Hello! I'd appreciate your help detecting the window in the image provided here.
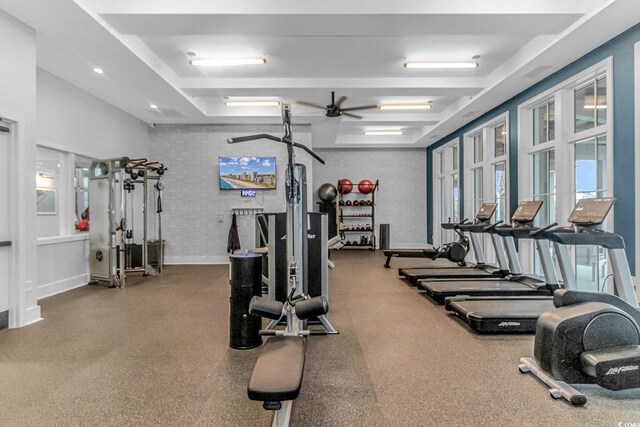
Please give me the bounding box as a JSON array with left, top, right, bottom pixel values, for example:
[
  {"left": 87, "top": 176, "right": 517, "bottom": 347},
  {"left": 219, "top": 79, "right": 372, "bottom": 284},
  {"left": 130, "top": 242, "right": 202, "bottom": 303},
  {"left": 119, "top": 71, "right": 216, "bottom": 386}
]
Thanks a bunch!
[
  {"left": 494, "top": 162, "right": 507, "bottom": 221},
  {"left": 472, "top": 168, "right": 483, "bottom": 214},
  {"left": 432, "top": 140, "right": 460, "bottom": 245},
  {"left": 575, "top": 136, "right": 607, "bottom": 199},
  {"left": 494, "top": 124, "right": 506, "bottom": 157},
  {"left": 575, "top": 77, "right": 607, "bottom": 133},
  {"left": 518, "top": 59, "right": 612, "bottom": 284},
  {"left": 473, "top": 134, "right": 483, "bottom": 163},
  {"left": 452, "top": 145, "right": 458, "bottom": 170},
  {"left": 533, "top": 100, "right": 555, "bottom": 145}
]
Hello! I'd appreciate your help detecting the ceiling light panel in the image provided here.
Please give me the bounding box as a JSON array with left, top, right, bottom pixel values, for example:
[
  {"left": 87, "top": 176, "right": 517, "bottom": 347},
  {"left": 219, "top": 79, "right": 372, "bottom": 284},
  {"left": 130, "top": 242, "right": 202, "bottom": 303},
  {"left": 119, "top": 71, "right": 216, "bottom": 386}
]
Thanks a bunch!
[
  {"left": 379, "top": 104, "right": 431, "bottom": 110},
  {"left": 365, "top": 130, "right": 403, "bottom": 136},
  {"left": 225, "top": 101, "right": 280, "bottom": 107},
  {"left": 404, "top": 62, "right": 478, "bottom": 69},
  {"left": 190, "top": 58, "right": 266, "bottom": 66}
]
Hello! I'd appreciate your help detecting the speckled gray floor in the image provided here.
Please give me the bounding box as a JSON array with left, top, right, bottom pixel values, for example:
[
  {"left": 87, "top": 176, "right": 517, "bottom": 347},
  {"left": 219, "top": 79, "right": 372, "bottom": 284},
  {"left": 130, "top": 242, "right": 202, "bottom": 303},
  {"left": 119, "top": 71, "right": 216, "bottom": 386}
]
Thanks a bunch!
[{"left": 1, "top": 251, "right": 639, "bottom": 426}]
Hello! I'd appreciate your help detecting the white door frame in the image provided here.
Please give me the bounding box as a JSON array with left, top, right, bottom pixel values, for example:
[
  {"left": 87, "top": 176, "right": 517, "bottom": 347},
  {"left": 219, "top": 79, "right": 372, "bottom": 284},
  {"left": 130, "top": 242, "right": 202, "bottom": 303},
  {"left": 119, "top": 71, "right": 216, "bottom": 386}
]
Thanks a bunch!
[{"left": 0, "top": 109, "right": 42, "bottom": 328}]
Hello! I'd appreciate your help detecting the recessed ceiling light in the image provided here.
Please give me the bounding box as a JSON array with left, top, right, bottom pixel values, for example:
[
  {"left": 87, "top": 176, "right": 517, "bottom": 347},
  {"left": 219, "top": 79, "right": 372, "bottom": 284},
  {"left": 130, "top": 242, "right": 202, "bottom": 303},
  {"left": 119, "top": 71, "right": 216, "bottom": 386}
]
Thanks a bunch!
[
  {"left": 93, "top": 68, "right": 104, "bottom": 74},
  {"left": 225, "top": 101, "right": 280, "bottom": 107},
  {"left": 379, "top": 104, "right": 431, "bottom": 110},
  {"left": 404, "top": 62, "right": 478, "bottom": 69},
  {"left": 190, "top": 58, "right": 266, "bottom": 66},
  {"left": 150, "top": 104, "right": 158, "bottom": 109},
  {"left": 365, "top": 130, "right": 403, "bottom": 136}
]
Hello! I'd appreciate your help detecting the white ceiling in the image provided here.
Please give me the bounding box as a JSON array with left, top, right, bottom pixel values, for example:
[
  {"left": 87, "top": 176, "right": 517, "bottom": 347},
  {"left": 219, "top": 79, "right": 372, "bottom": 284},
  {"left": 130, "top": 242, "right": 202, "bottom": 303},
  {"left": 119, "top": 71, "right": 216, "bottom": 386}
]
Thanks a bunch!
[{"left": 1, "top": 0, "right": 639, "bottom": 148}]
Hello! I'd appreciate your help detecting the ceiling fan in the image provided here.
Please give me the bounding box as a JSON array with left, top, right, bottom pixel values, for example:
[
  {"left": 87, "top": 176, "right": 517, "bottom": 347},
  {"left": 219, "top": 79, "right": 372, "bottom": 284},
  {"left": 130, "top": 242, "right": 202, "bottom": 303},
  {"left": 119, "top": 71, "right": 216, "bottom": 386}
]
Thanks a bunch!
[{"left": 297, "top": 91, "right": 377, "bottom": 119}]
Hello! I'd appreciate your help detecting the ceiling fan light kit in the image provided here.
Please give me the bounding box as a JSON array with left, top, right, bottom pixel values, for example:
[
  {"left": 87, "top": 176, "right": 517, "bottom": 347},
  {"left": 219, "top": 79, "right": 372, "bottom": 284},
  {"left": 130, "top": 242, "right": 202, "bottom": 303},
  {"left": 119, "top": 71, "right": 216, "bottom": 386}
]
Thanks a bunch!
[{"left": 297, "top": 91, "right": 377, "bottom": 119}]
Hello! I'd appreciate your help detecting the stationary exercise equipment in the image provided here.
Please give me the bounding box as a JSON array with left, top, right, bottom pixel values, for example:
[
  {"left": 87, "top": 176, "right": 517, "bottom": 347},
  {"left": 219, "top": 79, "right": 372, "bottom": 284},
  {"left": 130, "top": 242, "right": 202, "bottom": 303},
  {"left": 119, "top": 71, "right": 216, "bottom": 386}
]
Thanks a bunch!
[
  {"left": 383, "top": 218, "right": 470, "bottom": 268},
  {"left": 317, "top": 183, "right": 337, "bottom": 202},
  {"left": 399, "top": 203, "right": 510, "bottom": 286},
  {"left": 443, "top": 200, "right": 565, "bottom": 333},
  {"left": 254, "top": 211, "right": 334, "bottom": 317},
  {"left": 518, "top": 197, "right": 640, "bottom": 405},
  {"left": 338, "top": 179, "right": 353, "bottom": 194},
  {"left": 228, "top": 104, "right": 337, "bottom": 427},
  {"left": 88, "top": 157, "right": 166, "bottom": 288},
  {"left": 418, "top": 201, "right": 557, "bottom": 304}
]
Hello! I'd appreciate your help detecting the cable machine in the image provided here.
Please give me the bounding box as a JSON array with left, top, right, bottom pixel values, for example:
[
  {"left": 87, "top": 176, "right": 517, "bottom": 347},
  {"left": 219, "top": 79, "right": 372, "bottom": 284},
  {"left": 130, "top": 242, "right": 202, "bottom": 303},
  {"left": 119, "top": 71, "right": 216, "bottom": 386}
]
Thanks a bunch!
[{"left": 88, "top": 157, "right": 166, "bottom": 288}]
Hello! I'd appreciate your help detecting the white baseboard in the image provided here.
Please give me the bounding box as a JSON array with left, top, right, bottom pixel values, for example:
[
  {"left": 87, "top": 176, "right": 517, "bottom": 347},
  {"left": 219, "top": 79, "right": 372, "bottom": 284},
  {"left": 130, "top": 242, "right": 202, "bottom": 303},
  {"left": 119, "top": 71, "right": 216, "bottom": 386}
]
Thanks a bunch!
[
  {"left": 37, "top": 273, "right": 89, "bottom": 300},
  {"left": 21, "top": 305, "right": 42, "bottom": 327},
  {"left": 164, "top": 255, "right": 230, "bottom": 265}
]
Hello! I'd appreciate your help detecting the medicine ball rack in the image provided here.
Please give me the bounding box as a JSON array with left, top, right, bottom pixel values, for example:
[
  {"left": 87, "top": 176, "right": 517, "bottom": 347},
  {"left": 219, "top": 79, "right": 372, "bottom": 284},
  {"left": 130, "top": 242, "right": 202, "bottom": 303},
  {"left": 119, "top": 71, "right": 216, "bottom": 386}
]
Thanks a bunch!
[{"left": 337, "top": 179, "right": 379, "bottom": 250}]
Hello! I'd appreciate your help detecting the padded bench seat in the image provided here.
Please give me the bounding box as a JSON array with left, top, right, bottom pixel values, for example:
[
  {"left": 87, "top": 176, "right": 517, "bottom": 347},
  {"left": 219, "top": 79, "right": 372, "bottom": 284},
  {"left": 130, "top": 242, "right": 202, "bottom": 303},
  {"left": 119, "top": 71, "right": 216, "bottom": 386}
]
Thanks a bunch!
[{"left": 248, "top": 336, "right": 306, "bottom": 402}]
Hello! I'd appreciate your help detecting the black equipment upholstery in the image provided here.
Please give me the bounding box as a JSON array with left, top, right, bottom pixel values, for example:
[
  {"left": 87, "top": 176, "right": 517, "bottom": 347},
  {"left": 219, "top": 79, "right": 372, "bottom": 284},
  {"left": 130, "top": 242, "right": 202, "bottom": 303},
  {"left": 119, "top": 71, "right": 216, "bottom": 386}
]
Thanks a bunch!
[{"left": 248, "top": 336, "right": 306, "bottom": 403}]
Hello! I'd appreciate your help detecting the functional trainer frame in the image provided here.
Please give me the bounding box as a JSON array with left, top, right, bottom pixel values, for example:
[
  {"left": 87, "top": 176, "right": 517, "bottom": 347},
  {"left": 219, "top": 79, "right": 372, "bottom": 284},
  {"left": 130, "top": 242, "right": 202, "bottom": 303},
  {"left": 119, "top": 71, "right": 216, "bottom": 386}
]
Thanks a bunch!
[{"left": 88, "top": 157, "right": 166, "bottom": 288}]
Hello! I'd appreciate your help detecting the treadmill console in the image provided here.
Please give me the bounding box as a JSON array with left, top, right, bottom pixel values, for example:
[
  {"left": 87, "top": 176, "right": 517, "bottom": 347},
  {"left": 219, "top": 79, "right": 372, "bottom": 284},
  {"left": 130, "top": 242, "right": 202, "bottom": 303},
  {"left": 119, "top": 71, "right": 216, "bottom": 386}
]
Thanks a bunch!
[
  {"left": 475, "top": 203, "right": 497, "bottom": 222},
  {"left": 568, "top": 197, "right": 615, "bottom": 226},
  {"left": 511, "top": 200, "right": 543, "bottom": 224}
]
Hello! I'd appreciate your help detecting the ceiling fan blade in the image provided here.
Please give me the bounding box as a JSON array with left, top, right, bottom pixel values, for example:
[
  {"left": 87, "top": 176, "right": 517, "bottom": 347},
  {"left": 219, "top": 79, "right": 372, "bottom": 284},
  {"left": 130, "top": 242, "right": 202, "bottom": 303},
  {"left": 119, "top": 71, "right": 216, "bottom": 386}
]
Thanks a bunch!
[
  {"left": 297, "top": 101, "right": 328, "bottom": 110},
  {"left": 341, "top": 105, "right": 378, "bottom": 112},
  {"left": 335, "top": 96, "right": 347, "bottom": 108},
  {"left": 342, "top": 112, "right": 363, "bottom": 119}
]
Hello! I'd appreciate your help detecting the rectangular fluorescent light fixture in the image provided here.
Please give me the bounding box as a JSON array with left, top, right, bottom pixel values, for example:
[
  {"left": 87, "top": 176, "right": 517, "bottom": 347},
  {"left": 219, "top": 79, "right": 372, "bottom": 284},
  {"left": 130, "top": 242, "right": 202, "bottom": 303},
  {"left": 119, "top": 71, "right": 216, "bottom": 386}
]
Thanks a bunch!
[
  {"left": 365, "top": 130, "right": 403, "bottom": 136},
  {"left": 190, "top": 58, "right": 266, "bottom": 66},
  {"left": 583, "top": 105, "right": 607, "bottom": 109},
  {"left": 225, "top": 101, "right": 279, "bottom": 107},
  {"left": 379, "top": 104, "right": 431, "bottom": 110},
  {"left": 405, "top": 62, "right": 478, "bottom": 69}
]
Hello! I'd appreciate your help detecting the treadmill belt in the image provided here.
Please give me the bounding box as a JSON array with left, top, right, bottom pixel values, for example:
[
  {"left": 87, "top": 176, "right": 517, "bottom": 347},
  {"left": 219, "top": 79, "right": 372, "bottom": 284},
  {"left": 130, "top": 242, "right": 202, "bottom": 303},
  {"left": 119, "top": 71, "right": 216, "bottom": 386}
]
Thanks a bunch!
[
  {"left": 448, "top": 298, "right": 555, "bottom": 318},
  {"left": 446, "top": 298, "right": 556, "bottom": 333},
  {"left": 418, "top": 279, "right": 550, "bottom": 303},
  {"left": 402, "top": 268, "right": 495, "bottom": 286}
]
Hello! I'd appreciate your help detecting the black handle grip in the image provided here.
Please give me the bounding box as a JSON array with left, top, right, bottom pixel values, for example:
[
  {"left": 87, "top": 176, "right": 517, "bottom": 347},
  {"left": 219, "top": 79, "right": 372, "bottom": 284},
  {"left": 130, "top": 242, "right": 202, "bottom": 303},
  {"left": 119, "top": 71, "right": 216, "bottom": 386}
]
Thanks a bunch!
[
  {"left": 530, "top": 222, "right": 558, "bottom": 237},
  {"left": 485, "top": 220, "right": 504, "bottom": 231},
  {"left": 457, "top": 218, "right": 469, "bottom": 226}
]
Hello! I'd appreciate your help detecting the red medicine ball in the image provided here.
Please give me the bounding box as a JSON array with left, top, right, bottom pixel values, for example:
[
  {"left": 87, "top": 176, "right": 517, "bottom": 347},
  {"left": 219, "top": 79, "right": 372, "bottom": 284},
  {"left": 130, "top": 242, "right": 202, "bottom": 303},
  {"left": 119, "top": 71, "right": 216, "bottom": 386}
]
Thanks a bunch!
[
  {"left": 358, "top": 179, "right": 375, "bottom": 194},
  {"left": 338, "top": 179, "right": 353, "bottom": 194}
]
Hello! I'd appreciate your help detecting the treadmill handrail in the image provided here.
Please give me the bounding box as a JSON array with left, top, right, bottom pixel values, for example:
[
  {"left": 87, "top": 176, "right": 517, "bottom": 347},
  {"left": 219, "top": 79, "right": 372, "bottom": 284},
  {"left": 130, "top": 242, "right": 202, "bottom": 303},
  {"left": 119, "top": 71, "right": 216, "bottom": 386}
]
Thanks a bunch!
[{"left": 530, "top": 222, "right": 558, "bottom": 238}]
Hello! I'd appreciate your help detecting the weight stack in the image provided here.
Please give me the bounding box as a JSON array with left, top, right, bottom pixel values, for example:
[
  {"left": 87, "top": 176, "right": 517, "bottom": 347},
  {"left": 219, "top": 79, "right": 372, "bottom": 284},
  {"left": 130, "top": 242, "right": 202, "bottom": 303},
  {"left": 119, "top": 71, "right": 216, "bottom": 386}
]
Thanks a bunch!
[{"left": 229, "top": 253, "right": 262, "bottom": 349}]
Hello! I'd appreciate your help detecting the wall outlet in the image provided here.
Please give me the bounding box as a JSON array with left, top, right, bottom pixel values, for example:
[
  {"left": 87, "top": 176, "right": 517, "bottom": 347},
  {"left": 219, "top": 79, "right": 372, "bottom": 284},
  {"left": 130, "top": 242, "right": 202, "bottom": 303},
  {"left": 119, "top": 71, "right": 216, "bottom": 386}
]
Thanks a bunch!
[{"left": 217, "top": 214, "right": 224, "bottom": 223}]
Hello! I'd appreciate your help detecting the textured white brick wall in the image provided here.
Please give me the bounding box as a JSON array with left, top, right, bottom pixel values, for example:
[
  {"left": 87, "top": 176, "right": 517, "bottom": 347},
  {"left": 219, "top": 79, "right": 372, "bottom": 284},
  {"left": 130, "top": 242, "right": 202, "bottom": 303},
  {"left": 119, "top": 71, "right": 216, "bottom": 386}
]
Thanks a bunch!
[
  {"left": 149, "top": 124, "right": 313, "bottom": 263},
  {"left": 313, "top": 148, "right": 427, "bottom": 248}
]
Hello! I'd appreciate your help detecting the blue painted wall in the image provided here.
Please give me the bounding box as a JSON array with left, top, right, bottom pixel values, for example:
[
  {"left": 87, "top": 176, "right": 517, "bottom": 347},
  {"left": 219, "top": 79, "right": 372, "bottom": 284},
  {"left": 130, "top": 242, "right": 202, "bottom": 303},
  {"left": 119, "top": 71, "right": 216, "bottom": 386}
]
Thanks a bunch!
[{"left": 426, "top": 22, "right": 640, "bottom": 273}]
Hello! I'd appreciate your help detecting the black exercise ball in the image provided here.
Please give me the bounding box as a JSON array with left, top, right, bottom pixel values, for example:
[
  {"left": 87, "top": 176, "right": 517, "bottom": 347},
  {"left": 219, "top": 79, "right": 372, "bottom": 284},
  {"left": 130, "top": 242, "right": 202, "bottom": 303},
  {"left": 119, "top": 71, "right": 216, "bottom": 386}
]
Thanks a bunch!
[{"left": 318, "top": 183, "right": 338, "bottom": 202}]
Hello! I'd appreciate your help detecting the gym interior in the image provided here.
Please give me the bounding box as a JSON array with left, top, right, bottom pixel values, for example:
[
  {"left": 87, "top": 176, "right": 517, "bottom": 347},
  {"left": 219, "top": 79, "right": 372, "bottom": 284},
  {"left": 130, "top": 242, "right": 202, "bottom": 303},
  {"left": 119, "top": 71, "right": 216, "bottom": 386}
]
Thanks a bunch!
[{"left": 2, "top": 1, "right": 640, "bottom": 426}]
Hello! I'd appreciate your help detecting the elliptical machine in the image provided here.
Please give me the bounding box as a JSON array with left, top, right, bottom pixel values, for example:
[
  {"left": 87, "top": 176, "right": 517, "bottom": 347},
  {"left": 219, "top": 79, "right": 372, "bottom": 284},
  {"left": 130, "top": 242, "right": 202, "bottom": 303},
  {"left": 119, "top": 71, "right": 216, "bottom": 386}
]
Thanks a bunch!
[{"left": 519, "top": 197, "right": 640, "bottom": 405}]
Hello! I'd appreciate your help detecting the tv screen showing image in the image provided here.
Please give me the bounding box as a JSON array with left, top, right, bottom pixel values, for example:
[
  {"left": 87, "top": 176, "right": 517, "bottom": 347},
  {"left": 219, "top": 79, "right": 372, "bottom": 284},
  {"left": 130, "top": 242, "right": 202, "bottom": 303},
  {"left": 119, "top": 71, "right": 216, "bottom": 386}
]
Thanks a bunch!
[{"left": 219, "top": 156, "right": 277, "bottom": 190}]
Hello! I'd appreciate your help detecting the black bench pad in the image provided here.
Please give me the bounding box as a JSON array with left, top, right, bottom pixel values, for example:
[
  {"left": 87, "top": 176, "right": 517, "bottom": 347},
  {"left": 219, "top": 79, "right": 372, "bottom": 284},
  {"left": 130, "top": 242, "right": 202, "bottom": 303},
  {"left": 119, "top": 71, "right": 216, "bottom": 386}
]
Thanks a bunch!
[{"left": 248, "top": 336, "right": 306, "bottom": 402}]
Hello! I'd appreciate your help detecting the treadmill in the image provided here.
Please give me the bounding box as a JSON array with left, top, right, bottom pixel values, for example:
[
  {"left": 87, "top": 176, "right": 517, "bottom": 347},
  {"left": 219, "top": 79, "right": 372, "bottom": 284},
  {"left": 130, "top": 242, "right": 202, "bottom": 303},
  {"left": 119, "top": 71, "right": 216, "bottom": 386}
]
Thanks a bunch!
[
  {"left": 444, "top": 197, "right": 616, "bottom": 333},
  {"left": 418, "top": 201, "right": 549, "bottom": 304},
  {"left": 399, "top": 203, "right": 509, "bottom": 286}
]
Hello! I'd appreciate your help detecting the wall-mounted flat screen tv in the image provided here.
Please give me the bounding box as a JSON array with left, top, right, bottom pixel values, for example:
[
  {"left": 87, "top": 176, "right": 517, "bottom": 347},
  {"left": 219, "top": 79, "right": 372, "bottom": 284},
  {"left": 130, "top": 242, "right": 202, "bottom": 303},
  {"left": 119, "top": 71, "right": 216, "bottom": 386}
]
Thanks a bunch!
[{"left": 219, "top": 156, "right": 277, "bottom": 190}]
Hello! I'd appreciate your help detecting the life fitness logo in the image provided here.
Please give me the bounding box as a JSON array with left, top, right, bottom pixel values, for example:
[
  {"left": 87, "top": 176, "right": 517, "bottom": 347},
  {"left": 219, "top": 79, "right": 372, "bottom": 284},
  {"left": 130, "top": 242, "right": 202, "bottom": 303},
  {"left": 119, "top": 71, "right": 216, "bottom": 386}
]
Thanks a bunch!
[
  {"left": 619, "top": 422, "right": 640, "bottom": 427},
  {"left": 606, "top": 365, "right": 639, "bottom": 375}
]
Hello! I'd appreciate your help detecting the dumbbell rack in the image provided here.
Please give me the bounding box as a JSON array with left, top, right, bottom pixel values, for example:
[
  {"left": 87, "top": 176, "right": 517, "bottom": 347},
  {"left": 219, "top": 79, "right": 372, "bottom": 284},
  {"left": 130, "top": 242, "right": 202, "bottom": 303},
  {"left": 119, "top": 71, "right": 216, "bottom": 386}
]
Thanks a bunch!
[{"left": 337, "top": 180, "right": 379, "bottom": 250}]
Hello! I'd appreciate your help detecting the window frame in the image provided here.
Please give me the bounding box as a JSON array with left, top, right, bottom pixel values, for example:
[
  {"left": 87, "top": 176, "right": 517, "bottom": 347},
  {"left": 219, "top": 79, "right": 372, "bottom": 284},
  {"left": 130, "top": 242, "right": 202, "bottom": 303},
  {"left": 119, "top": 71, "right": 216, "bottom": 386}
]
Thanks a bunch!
[
  {"left": 517, "top": 57, "right": 614, "bottom": 277},
  {"left": 432, "top": 138, "right": 460, "bottom": 246}
]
